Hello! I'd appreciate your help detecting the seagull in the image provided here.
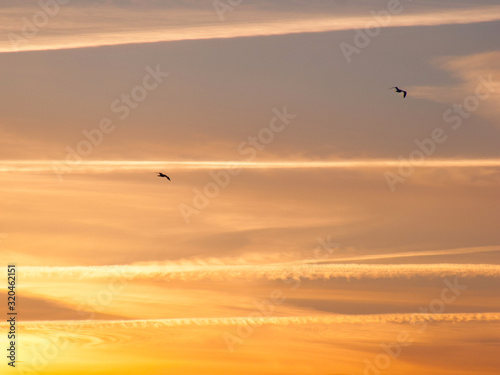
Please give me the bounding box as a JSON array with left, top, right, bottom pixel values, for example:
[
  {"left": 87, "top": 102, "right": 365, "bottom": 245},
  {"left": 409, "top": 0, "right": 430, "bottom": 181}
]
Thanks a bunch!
[
  {"left": 390, "top": 86, "right": 407, "bottom": 98},
  {"left": 157, "top": 172, "right": 171, "bottom": 181}
]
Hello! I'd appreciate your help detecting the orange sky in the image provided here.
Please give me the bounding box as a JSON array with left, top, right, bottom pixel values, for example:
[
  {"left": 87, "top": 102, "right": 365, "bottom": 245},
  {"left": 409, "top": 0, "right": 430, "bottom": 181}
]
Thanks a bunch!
[{"left": 1, "top": 1, "right": 500, "bottom": 374}]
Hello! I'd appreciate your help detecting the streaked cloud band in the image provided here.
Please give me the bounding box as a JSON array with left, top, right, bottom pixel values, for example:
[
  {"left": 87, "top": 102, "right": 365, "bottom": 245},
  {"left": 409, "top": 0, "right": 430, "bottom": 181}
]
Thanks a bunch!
[
  {"left": 7, "top": 313, "right": 500, "bottom": 330},
  {"left": 19, "top": 263, "right": 500, "bottom": 281},
  {"left": 2, "top": 6, "right": 500, "bottom": 53},
  {"left": 3, "top": 159, "right": 500, "bottom": 173}
]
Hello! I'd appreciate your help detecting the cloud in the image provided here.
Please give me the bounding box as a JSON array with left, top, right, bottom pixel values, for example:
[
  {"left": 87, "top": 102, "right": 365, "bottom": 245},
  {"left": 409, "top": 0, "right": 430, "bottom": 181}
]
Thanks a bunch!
[
  {"left": 3, "top": 159, "right": 500, "bottom": 173},
  {"left": 127, "top": 245, "right": 500, "bottom": 267},
  {"left": 19, "top": 263, "right": 500, "bottom": 281},
  {"left": 0, "top": 293, "right": 127, "bottom": 321},
  {"left": 2, "top": 5, "right": 500, "bottom": 53},
  {"left": 313, "top": 246, "right": 500, "bottom": 264},
  {"left": 410, "top": 51, "right": 500, "bottom": 126},
  {"left": 8, "top": 312, "right": 500, "bottom": 330}
]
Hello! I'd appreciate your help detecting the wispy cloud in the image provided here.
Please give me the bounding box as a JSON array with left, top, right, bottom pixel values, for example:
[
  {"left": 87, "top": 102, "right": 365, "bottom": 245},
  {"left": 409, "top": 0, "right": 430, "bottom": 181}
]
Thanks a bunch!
[
  {"left": 2, "top": 159, "right": 500, "bottom": 173},
  {"left": 7, "top": 313, "right": 500, "bottom": 330},
  {"left": 312, "top": 246, "right": 500, "bottom": 264},
  {"left": 411, "top": 51, "right": 500, "bottom": 126},
  {"left": 20, "top": 263, "right": 500, "bottom": 281},
  {"left": 2, "top": 6, "right": 500, "bottom": 53}
]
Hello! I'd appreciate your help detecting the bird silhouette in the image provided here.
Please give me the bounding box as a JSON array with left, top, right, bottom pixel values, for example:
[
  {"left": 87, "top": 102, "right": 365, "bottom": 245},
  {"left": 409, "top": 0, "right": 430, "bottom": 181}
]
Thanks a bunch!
[
  {"left": 390, "top": 86, "right": 407, "bottom": 98},
  {"left": 157, "top": 172, "right": 171, "bottom": 181}
]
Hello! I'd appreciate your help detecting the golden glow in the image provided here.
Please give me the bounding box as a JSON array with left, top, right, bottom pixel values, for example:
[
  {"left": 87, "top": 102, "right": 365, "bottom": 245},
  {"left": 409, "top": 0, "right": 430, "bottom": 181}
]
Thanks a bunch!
[{"left": 2, "top": 2, "right": 500, "bottom": 374}]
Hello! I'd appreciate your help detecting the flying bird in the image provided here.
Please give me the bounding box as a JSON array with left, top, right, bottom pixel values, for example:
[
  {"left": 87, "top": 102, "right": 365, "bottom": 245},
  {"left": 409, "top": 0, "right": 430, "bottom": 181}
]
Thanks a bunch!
[
  {"left": 390, "top": 86, "right": 407, "bottom": 98},
  {"left": 157, "top": 172, "right": 170, "bottom": 181}
]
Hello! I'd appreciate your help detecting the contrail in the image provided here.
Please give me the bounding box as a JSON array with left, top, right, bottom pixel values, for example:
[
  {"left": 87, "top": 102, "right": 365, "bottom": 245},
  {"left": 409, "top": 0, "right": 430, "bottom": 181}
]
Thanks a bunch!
[
  {"left": 3, "top": 159, "right": 500, "bottom": 173},
  {"left": 6, "top": 313, "right": 500, "bottom": 330},
  {"left": 2, "top": 6, "right": 500, "bottom": 53},
  {"left": 310, "top": 246, "right": 500, "bottom": 264},
  {"left": 19, "top": 263, "right": 500, "bottom": 281}
]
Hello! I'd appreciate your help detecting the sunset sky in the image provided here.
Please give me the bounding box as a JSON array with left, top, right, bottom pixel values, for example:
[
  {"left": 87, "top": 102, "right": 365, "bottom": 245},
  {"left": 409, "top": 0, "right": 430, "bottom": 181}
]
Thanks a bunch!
[{"left": 1, "top": 1, "right": 500, "bottom": 374}]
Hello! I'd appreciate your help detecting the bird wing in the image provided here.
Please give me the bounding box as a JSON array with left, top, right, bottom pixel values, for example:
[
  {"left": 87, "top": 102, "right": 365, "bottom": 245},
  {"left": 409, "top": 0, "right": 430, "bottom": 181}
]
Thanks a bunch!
[
  {"left": 166, "top": 176, "right": 171, "bottom": 181},
  {"left": 403, "top": 91, "right": 407, "bottom": 98}
]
